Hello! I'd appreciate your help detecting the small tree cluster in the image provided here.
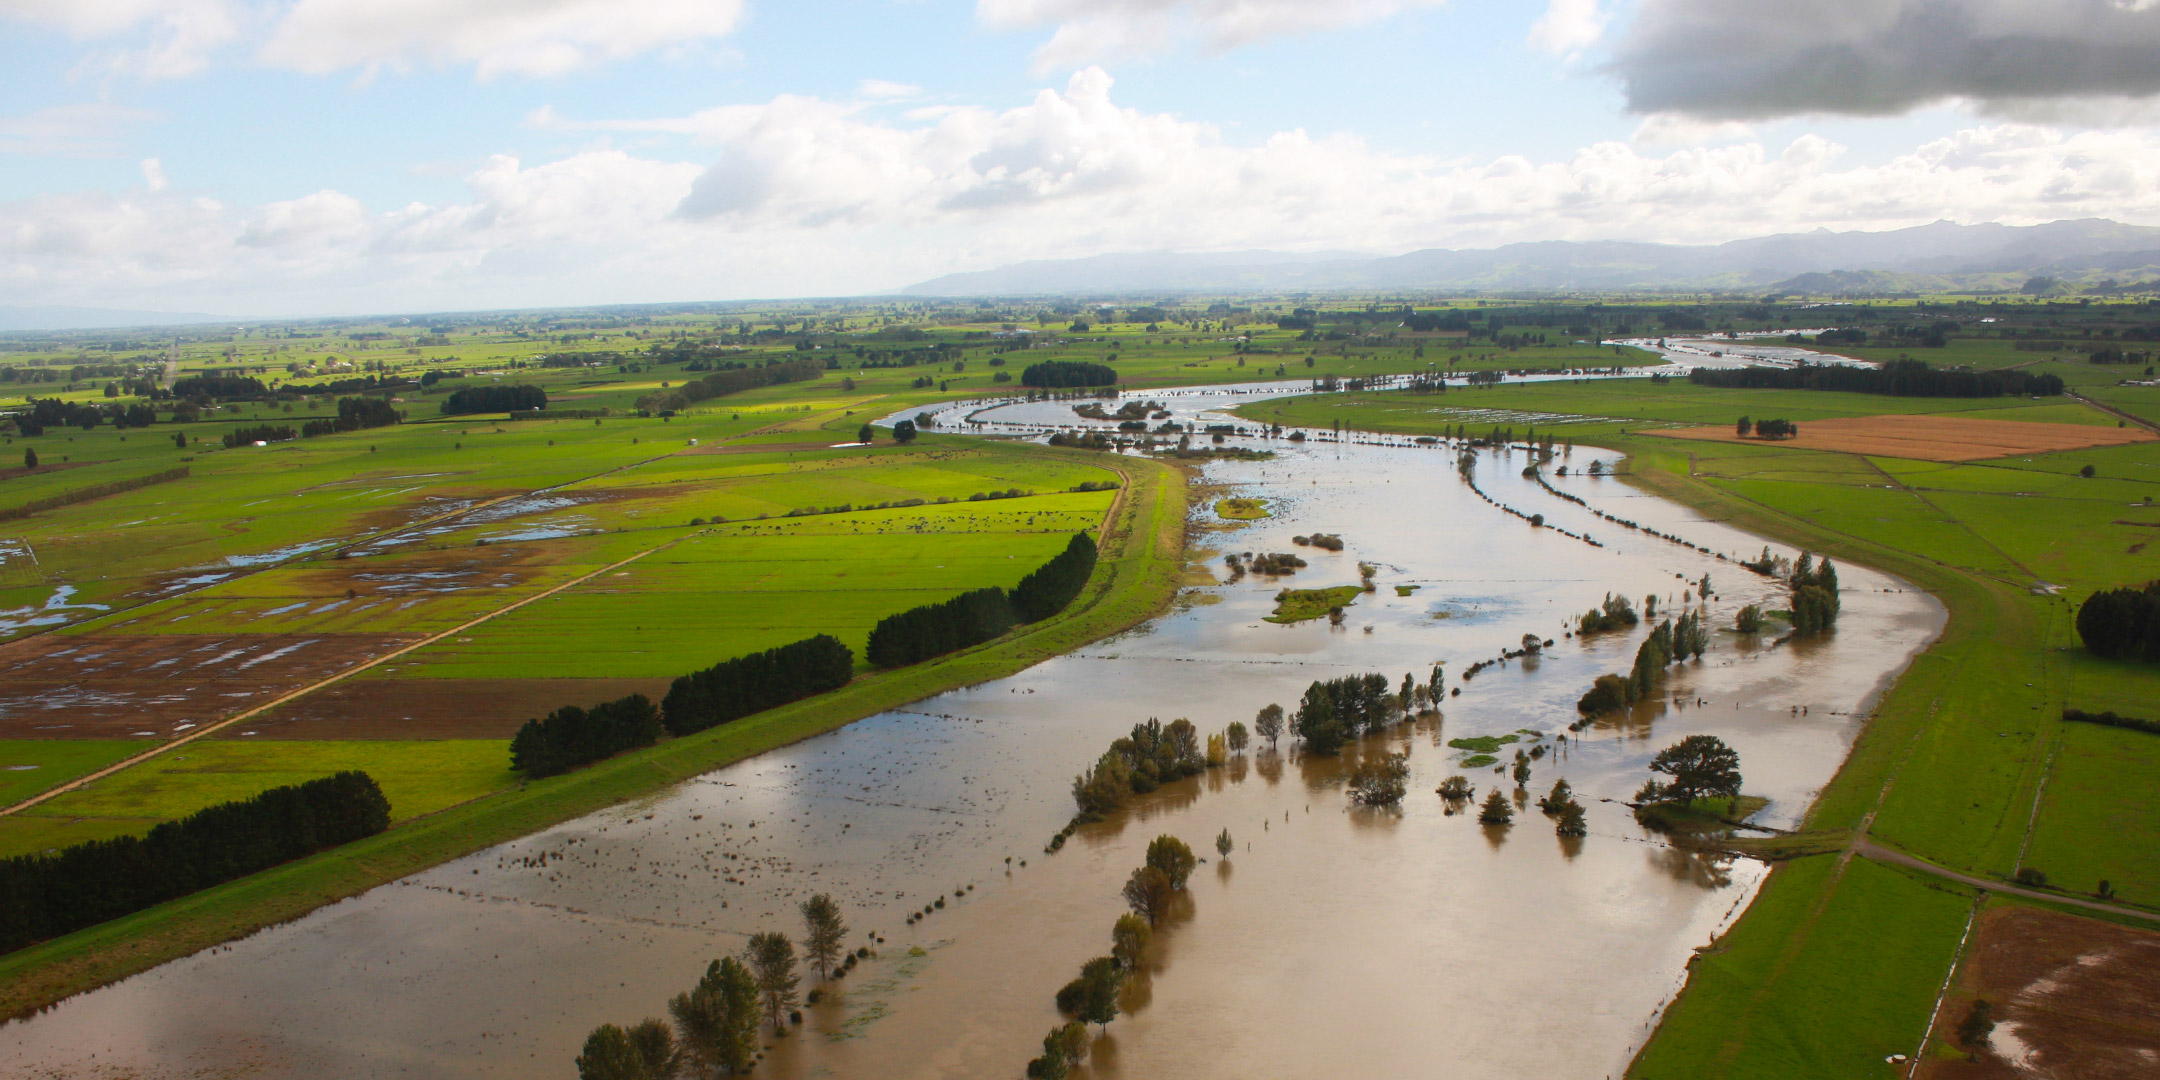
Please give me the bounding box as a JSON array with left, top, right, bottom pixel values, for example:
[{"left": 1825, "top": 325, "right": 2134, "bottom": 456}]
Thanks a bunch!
[
  {"left": 1789, "top": 552, "right": 1841, "bottom": 635},
  {"left": 1578, "top": 593, "right": 1639, "bottom": 634},
  {"left": 2076, "top": 581, "right": 2160, "bottom": 662},
  {"left": 1070, "top": 719, "right": 1207, "bottom": 819},
  {"left": 1293, "top": 672, "right": 1405, "bottom": 755},
  {"left": 1348, "top": 752, "right": 1410, "bottom": 805}
]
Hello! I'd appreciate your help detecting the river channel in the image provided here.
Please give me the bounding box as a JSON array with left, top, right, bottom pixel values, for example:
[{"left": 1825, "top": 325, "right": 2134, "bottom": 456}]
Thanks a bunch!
[{"left": 1, "top": 383, "right": 1943, "bottom": 1079}]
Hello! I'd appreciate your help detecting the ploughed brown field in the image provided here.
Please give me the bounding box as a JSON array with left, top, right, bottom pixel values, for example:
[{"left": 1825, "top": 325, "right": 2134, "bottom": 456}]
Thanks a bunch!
[
  {"left": 1654, "top": 414, "right": 2156, "bottom": 461},
  {"left": 224, "top": 675, "right": 676, "bottom": 739},
  {"left": 1916, "top": 906, "right": 2160, "bottom": 1079},
  {"left": 0, "top": 632, "right": 423, "bottom": 739}
]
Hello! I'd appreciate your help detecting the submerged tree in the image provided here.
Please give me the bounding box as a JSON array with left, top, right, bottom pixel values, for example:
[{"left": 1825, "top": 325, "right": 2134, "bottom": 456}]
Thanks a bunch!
[
  {"left": 800, "top": 893, "right": 847, "bottom": 980},
  {"left": 1225, "top": 721, "right": 1249, "bottom": 754},
  {"left": 1215, "top": 827, "right": 1233, "bottom": 860},
  {"left": 1478, "top": 788, "right": 1514, "bottom": 825},
  {"left": 1111, "top": 912, "right": 1152, "bottom": 968},
  {"left": 1349, "top": 752, "right": 1411, "bottom": 805},
  {"left": 1145, "top": 835, "right": 1196, "bottom": 888},
  {"left": 1122, "top": 866, "right": 1174, "bottom": 926},
  {"left": 577, "top": 1022, "right": 674, "bottom": 1080},
  {"left": 744, "top": 932, "right": 801, "bottom": 1034},
  {"left": 1648, "top": 734, "right": 1743, "bottom": 805},
  {"left": 1253, "top": 703, "right": 1285, "bottom": 749},
  {"left": 668, "top": 957, "right": 760, "bottom": 1078}
]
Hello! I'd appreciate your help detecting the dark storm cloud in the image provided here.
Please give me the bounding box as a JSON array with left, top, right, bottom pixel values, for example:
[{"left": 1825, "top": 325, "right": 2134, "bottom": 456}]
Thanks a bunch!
[{"left": 1609, "top": 0, "right": 2160, "bottom": 119}]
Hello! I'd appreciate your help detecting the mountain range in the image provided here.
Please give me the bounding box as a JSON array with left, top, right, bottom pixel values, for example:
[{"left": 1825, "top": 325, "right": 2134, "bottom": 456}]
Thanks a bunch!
[
  {"left": 900, "top": 219, "right": 2160, "bottom": 297},
  {"left": 0, "top": 306, "right": 230, "bottom": 333}
]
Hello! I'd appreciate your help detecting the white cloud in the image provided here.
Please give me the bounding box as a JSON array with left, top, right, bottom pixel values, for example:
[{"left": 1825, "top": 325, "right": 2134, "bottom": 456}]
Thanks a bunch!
[
  {"left": 0, "top": 0, "right": 243, "bottom": 78},
  {"left": 1527, "top": 0, "right": 1603, "bottom": 56},
  {"left": 0, "top": 0, "right": 744, "bottom": 80},
  {"left": 0, "top": 102, "right": 162, "bottom": 156},
  {"left": 7, "top": 70, "right": 2160, "bottom": 314},
  {"left": 1609, "top": 0, "right": 2160, "bottom": 119},
  {"left": 977, "top": 0, "right": 1447, "bottom": 70},
  {"left": 140, "top": 157, "right": 167, "bottom": 189},
  {"left": 856, "top": 79, "right": 923, "bottom": 101},
  {"left": 258, "top": 0, "right": 747, "bottom": 79}
]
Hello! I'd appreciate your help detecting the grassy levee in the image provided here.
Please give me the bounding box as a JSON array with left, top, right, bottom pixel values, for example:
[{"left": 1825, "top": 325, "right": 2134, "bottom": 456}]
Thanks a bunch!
[{"left": 0, "top": 447, "right": 1187, "bottom": 1020}]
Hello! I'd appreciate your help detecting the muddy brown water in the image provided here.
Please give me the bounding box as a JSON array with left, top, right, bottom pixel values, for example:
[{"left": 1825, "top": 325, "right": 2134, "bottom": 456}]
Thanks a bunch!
[{"left": 0, "top": 399, "right": 1945, "bottom": 1079}]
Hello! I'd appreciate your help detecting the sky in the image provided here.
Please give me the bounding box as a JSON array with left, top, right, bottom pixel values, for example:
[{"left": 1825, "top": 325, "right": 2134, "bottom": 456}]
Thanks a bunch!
[{"left": 4, "top": 0, "right": 2160, "bottom": 317}]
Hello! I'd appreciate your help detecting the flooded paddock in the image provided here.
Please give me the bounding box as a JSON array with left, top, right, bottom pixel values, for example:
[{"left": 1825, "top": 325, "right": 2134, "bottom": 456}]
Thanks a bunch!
[{"left": 0, "top": 390, "right": 1944, "bottom": 1079}]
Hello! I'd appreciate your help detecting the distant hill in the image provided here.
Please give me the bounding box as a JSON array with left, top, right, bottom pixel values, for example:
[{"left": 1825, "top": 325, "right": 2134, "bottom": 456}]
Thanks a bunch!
[
  {"left": 900, "top": 219, "right": 2160, "bottom": 297},
  {"left": 0, "top": 306, "right": 229, "bottom": 333}
]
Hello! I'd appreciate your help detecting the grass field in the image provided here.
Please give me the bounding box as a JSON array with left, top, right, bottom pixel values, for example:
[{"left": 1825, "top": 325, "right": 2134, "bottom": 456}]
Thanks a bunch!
[
  {"left": 0, "top": 741, "right": 150, "bottom": 807},
  {"left": 1236, "top": 373, "right": 2160, "bottom": 1078},
  {"left": 0, "top": 740, "right": 514, "bottom": 858}
]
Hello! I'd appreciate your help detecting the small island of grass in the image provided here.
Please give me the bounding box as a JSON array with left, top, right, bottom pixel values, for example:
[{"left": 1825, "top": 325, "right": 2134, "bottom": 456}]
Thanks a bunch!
[
  {"left": 1447, "top": 734, "right": 1520, "bottom": 754},
  {"left": 1215, "top": 497, "right": 1270, "bottom": 520},
  {"left": 1395, "top": 584, "right": 1421, "bottom": 596},
  {"left": 1634, "top": 795, "right": 1771, "bottom": 834},
  {"left": 1268, "top": 586, "right": 1363, "bottom": 624}
]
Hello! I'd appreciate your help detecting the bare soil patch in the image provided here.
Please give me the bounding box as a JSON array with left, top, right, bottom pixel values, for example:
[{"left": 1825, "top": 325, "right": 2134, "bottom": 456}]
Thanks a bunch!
[
  {"left": 0, "top": 632, "right": 419, "bottom": 739},
  {"left": 225, "top": 676, "right": 676, "bottom": 738},
  {"left": 1916, "top": 905, "right": 2160, "bottom": 1079},
  {"left": 1655, "top": 414, "right": 2156, "bottom": 461}
]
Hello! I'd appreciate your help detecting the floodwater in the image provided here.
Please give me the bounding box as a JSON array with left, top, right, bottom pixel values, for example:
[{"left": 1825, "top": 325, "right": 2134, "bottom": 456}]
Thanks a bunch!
[{"left": 0, "top": 388, "right": 1944, "bottom": 1080}]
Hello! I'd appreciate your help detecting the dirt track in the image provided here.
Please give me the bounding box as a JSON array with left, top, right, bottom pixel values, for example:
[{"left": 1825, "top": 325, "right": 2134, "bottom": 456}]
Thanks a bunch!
[{"left": 1655, "top": 413, "right": 2156, "bottom": 461}]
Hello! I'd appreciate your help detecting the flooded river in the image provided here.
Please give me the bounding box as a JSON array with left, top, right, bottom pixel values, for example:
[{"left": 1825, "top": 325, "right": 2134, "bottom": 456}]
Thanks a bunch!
[{"left": 1, "top": 386, "right": 1943, "bottom": 1079}]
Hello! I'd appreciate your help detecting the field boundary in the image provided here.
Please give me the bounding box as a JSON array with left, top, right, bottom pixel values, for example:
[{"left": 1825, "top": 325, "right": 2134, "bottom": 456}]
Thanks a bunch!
[
  {"left": 0, "top": 466, "right": 189, "bottom": 521},
  {"left": 0, "top": 445, "right": 1187, "bottom": 1020}
]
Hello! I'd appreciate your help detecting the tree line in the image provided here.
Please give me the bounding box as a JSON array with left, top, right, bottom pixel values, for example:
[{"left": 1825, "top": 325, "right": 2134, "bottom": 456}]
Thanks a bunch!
[
  {"left": 640, "top": 356, "right": 825, "bottom": 413},
  {"left": 223, "top": 424, "right": 299, "bottom": 448},
  {"left": 442, "top": 384, "right": 548, "bottom": 414},
  {"left": 0, "top": 771, "right": 391, "bottom": 954},
  {"left": 2076, "top": 581, "right": 2160, "bottom": 662},
  {"left": 2062, "top": 707, "right": 2160, "bottom": 735},
  {"left": 511, "top": 635, "right": 855, "bottom": 778},
  {"left": 1021, "top": 361, "right": 1117, "bottom": 388},
  {"left": 864, "top": 533, "right": 1097, "bottom": 667},
  {"left": 1689, "top": 359, "right": 2064, "bottom": 398},
  {"left": 14, "top": 397, "right": 158, "bottom": 435},
  {"left": 661, "top": 635, "right": 857, "bottom": 738}
]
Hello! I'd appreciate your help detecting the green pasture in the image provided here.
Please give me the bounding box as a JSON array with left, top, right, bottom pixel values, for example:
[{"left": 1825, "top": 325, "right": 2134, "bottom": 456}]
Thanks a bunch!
[
  {"left": 1631, "top": 856, "right": 1974, "bottom": 1080},
  {"left": 0, "top": 740, "right": 150, "bottom": 806},
  {"left": 0, "top": 739, "right": 514, "bottom": 858},
  {"left": 384, "top": 508, "right": 1105, "bottom": 679}
]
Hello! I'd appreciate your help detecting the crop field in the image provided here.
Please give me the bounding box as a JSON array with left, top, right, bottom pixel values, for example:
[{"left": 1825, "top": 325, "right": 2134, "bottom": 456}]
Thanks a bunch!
[
  {"left": 1658, "top": 413, "right": 2154, "bottom": 460},
  {"left": 1235, "top": 362, "right": 2160, "bottom": 1078}
]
